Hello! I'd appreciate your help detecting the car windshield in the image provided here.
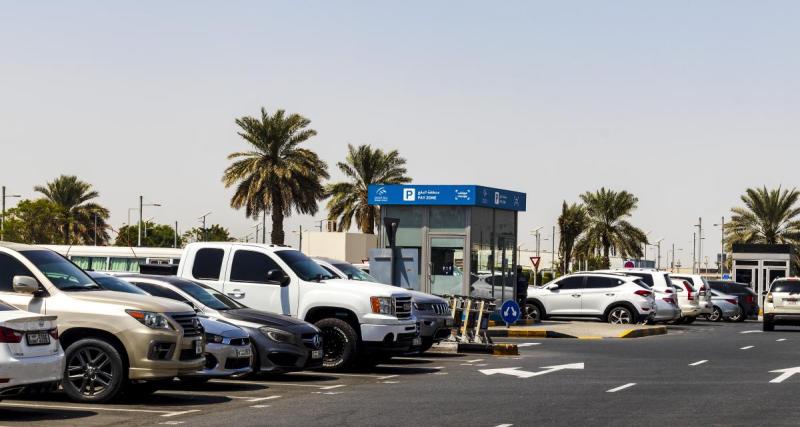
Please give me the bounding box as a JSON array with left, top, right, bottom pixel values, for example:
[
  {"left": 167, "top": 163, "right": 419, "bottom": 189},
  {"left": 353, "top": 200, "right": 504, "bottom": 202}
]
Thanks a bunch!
[
  {"left": 20, "top": 250, "right": 100, "bottom": 291},
  {"left": 332, "top": 263, "right": 378, "bottom": 282},
  {"left": 92, "top": 275, "right": 148, "bottom": 295},
  {"left": 771, "top": 281, "right": 800, "bottom": 294},
  {"left": 174, "top": 280, "right": 246, "bottom": 310},
  {"left": 0, "top": 301, "right": 18, "bottom": 311},
  {"left": 275, "top": 250, "right": 336, "bottom": 281}
]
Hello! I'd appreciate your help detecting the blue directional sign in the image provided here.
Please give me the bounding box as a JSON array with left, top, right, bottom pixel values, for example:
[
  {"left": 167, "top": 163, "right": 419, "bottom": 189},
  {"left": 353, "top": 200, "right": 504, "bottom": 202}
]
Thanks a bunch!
[
  {"left": 500, "top": 300, "right": 521, "bottom": 326},
  {"left": 722, "top": 274, "right": 732, "bottom": 280},
  {"left": 368, "top": 184, "right": 526, "bottom": 212}
]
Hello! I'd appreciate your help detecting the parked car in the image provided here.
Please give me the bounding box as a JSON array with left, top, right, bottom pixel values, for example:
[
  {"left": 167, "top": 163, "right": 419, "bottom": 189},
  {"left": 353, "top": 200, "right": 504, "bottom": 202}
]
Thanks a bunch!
[
  {"left": 88, "top": 272, "right": 253, "bottom": 380},
  {"left": 526, "top": 272, "right": 656, "bottom": 324},
  {"left": 116, "top": 274, "right": 323, "bottom": 374},
  {"left": 0, "top": 243, "right": 204, "bottom": 403},
  {"left": 706, "top": 290, "right": 741, "bottom": 322},
  {"left": 173, "top": 243, "right": 417, "bottom": 370},
  {"left": 707, "top": 280, "right": 758, "bottom": 321},
  {"left": 670, "top": 278, "right": 702, "bottom": 324},
  {"left": 600, "top": 269, "right": 680, "bottom": 323},
  {"left": 671, "top": 274, "right": 714, "bottom": 319},
  {"left": 0, "top": 300, "right": 64, "bottom": 402},
  {"left": 313, "top": 257, "right": 452, "bottom": 353},
  {"left": 763, "top": 277, "right": 800, "bottom": 331}
]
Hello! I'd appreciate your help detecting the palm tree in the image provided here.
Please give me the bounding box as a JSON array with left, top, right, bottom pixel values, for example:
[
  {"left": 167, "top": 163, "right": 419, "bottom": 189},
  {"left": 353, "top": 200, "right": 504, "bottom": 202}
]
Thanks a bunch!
[
  {"left": 34, "top": 175, "right": 110, "bottom": 244},
  {"left": 725, "top": 187, "right": 800, "bottom": 263},
  {"left": 326, "top": 144, "right": 411, "bottom": 233},
  {"left": 558, "top": 201, "right": 587, "bottom": 274},
  {"left": 223, "top": 107, "right": 329, "bottom": 245},
  {"left": 574, "top": 187, "right": 647, "bottom": 265}
]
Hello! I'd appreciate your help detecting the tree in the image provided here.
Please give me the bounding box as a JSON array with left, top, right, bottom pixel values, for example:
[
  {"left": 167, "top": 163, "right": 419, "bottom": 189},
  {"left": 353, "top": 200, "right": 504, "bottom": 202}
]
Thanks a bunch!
[
  {"left": 1, "top": 199, "right": 62, "bottom": 244},
  {"left": 115, "top": 222, "right": 182, "bottom": 248},
  {"left": 326, "top": 144, "right": 412, "bottom": 233},
  {"left": 574, "top": 188, "right": 647, "bottom": 265},
  {"left": 34, "top": 175, "right": 110, "bottom": 245},
  {"left": 726, "top": 186, "right": 800, "bottom": 268},
  {"left": 557, "top": 201, "right": 587, "bottom": 274},
  {"left": 223, "top": 107, "right": 329, "bottom": 244},
  {"left": 182, "top": 224, "right": 235, "bottom": 243}
]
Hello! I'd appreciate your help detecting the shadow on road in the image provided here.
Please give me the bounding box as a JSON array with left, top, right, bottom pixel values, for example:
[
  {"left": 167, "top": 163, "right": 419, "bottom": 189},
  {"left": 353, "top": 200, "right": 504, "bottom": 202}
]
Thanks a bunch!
[{"left": 0, "top": 406, "right": 97, "bottom": 422}]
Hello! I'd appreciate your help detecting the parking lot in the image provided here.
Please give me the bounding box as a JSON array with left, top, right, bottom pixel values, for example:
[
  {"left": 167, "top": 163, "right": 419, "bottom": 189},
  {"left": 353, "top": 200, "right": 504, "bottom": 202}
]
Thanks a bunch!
[{"left": 3, "top": 320, "right": 800, "bottom": 427}]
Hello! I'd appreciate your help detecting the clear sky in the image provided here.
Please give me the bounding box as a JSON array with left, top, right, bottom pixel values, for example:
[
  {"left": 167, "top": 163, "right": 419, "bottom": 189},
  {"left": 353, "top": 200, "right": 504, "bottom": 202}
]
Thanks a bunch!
[{"left": 2, "top": 1, "right": 799, "bottom": 267}]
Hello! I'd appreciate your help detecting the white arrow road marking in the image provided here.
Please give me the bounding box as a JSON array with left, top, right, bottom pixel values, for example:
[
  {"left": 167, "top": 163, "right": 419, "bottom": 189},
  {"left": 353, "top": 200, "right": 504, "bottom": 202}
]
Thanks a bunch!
[
  {"left": 606, "top": 383, "right": 636, "bottom": 393},
  {"left": 770, "top": 367, "right": 800, "bottom": 383},
  {"left": 740, "top": 346, "right": 754, "bottom": 350},
  {"left": 516, "top": 343, "right": 541, "bottom": 348},
  {"left": 741, "top": 330, "right": 763, "bottom": 334},
  {"left": 777, "top": 338, "right": 787, "bottom": 342},
  {"left": 479, "top": 363, "right": 584, "bottom": 379},
  {"left": 689, "top": 360, "right": 708, "bottom": 366}
]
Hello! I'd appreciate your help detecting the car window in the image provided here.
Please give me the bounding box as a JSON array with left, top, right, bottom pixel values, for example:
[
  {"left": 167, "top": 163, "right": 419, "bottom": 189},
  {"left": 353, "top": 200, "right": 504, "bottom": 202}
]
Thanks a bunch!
[
  {"left": 320, "top": 265, "right": 340, "bottom": 278},
  {"left": 585, "top": 276, "right": 623, "bottom": 289},
  {"left": 633, "top": 279, "right": 650, "bottom": 289},
  {"left": 332, "top": 263, "right": 379, "bottom": 282},
  {"left": 0, "top": 253, "right": 35, "bottom": 292},
  {"left": 92, "top": 275, "right": 149, "bottom": 295},
  {"left": 230, "top": 250, "right": 284, "bottom": 284},
  {"left": 555, "top": 276, "right": 584, "bottom": 290},
  {"left": 625, "top": 272, "right": 654, "bottom": 287},
  {"left": 0, "top": 300, "right": 18, "bottom": 311},
  {"left": 172, "top": 279, "right": 245, "bottom": 310},
  {"left": 274, "top": 250, "right": 336, "bottom": 281},
  {"left": 708, "top": 282, "right": 723, "bottom": 292},
  {"left": 770, "top": 281, "right": 800, "bottom": 294},
  {"left": 192, "top": 248, "right": 224, "bottom": 280},
  {"left": 132, "top": 282, "right": 190, "bottom": 302},
  {"left": 19, "top": 250, "right": 99, "bottom": 291}
]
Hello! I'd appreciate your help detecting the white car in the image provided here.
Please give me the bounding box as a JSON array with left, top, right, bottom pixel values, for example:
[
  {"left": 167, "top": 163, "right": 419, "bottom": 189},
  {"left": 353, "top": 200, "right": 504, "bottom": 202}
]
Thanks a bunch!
[
  {"left": 0, "top": 300, "right": 64, "bottom": 401},
  {"left": 601, "top": 269, "right": 680, "bottom": 323},
  {"left": 526, "top": 272, "right": 656, "bottom": 324},
  {"left": 670, "top": 278, "right": 702, "bottom": 323},
  {"left": 671, "top": 274, "right": 713, "bottom": 317}
]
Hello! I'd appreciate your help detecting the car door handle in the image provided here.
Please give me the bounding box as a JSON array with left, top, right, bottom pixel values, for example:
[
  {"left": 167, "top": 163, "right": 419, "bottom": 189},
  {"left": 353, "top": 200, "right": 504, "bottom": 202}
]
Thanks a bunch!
[
  {"left": 227, "top": 289, "right": 245, "bottom": 299},
  {"left": 571, "top": 294, "right": 581, "bottom": 298},
  {"left": 605, "top": 293, "right": 615, "bottom": 297}
]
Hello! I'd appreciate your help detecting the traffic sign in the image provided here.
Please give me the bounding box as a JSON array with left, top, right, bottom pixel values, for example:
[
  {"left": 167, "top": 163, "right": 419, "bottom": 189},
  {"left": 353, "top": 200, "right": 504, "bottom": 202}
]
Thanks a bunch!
[
  {"left": 623, "top": 260, "right": 635, "bottom": 269},
  {"left": 530, "top": 256, "right": 541, "bottom": 269},
  {"left": 500, "top": 299, "right": 521, "bottom": 326},
  {"left": 722, "top": 274, "right": 731, "bottom": 280}
]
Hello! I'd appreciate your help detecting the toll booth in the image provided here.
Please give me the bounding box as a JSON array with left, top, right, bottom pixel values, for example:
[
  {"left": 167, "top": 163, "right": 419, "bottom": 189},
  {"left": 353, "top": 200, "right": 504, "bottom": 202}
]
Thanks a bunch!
[
  {"left": 367, "top": 184, "right": 526, "bottom": 302},
  {"left": 732, "top": 244, "right": 794, "bottom": 304}
]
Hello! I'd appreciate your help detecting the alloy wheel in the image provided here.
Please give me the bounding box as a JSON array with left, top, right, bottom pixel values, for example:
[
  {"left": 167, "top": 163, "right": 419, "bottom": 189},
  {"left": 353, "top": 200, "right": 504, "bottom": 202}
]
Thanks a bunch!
[
  {"left": 524, "top": 304, "right": 540, "bottom": 321},
  {"left": 609, "top": 308, "right": 632, "bottom": 324},
  {"left": 709, "top": 307, "right": 722, "bottom": 322},
  {"left": 67, "top": 346, "right": 114, "bottom": 397}
]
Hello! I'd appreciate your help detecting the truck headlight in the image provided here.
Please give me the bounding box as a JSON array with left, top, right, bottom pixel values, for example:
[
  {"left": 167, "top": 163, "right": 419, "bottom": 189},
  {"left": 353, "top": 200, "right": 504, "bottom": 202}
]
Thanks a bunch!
[
  {"left": 126, "top": 310, "right": 172, "bottom": 330},
  {"left": 260, "top": 327, "right": 295, "bottom": 344},
  {"left": 370, "top": 296, "right": 395, "bottom": 315}
]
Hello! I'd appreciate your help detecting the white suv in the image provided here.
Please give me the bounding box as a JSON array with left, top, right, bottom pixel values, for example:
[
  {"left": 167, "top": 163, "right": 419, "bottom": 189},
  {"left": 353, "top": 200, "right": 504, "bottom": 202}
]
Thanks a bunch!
[
  {"left": 600, "top": 269, "right": 681, "bottom": 323},
  {"left": 763, "top": 278, "right": 800, "bottom": 331},
  {"left": 671, "top": 274, "right": 713, "bottom": 319},
  {"left": 526, "top": 273, "right": 656, "bottom": 324}
]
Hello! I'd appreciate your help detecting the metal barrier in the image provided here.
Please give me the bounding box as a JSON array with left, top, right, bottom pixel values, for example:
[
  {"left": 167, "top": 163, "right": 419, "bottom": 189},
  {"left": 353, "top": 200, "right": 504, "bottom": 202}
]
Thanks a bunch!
[{"left": 441, "top": 295, "right": 496, "bottom": 345}]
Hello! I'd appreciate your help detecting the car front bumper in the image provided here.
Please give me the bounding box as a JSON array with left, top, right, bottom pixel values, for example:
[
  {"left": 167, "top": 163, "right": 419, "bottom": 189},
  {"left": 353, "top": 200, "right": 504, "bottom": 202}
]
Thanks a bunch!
[
  {"left": 243, "top": 325, "right": 323, "bottom": 374},
  {"left": 361, "top": 318, "right": 419, "bottom": 355},
  {"left": 416, "top": 313, "right": 453, "bottom": 342},
  {"left": 183, "top": 342, "right": 252, "bottom": 378},
  {"left": 123, "top": 327, "right": 205, "bottom": 380}
]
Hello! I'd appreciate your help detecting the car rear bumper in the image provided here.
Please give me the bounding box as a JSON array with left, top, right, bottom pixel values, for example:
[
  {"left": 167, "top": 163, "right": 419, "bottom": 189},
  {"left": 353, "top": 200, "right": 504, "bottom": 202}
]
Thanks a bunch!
[
  {"left": 764, "top": 313, "right": 800, "bottom": 323},
  {"left": 0, "top": 350, "right": 63, "bottom": 391}
]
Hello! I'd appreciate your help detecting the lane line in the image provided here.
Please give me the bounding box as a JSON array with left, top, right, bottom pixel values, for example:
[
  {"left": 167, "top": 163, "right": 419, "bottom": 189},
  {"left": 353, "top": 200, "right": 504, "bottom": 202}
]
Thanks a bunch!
[
  {"left": 250, "top": 405, "right": 271, "bottom": 409},
  {"left": 740, "top": 346, "right": 754, "bottom": 350},
  {"left": 496, "top": 424, "right": 514, "bottom": 427},
  {"left": 247, "top": 396, "right": 281, "bottom": 403},
  {"left": 606, "top": 383, "right": 637, "bottom": 393},
  {"left": 689, "top": 360, "right": 708, "bottom": 366},
  {"left": 287, "top": 371, "right": 385, "bottom": 379},
  {"left": 516, "top": 343, "right": 541, "bottom": 348},
  {"left": 777, "top": 338, "right": 787, "bottom": 342},
  {"left": 0, "top": 403, "right": 199, "bottom": 418},
  {"left": 377, "top": 375, "right": 399, "bottom": 380},
  {"left": 320, "top": 384, "right": 347, "bottom": 390},
  {"left": 212, "top": 379, "right": 343, "bottom": 389}
]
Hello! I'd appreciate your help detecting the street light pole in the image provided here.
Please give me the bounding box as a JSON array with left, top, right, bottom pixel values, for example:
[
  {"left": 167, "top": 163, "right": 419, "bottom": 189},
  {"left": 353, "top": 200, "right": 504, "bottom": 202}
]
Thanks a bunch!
[
  {"left": 1, "top": 186, "right": 22, "bottom": 241},
  {"left": 94, "top": 213, "right": 98, "bottom": 246},
  {"left": 198, "top": 212, "right": 212, "bottom": 242},
  {"left": 138, "top": 195, "right": 143, "bottom": 246},
  {"left": 174, "top": 221, "right": 179, "bottom": 248},
  {"left": 714, "top": 216, "right": 725, "bottom": 276}
]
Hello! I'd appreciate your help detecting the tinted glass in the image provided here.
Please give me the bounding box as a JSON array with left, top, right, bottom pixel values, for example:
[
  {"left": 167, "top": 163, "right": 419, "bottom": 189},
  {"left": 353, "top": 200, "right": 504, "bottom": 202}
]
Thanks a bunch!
[
  {"left": 172, "top": 280, "right": 245, "bottom": 310},
  {"left": 230, "top": 250, "right": 282, "bottom": 284},
  {"left": 708, "top": 281, "right": 724, "bottom": 291},
  {"left": 333, "top": 263, "right": 379, "bottom": 282},
  {"left": 192, "top": 248, "right": 224, "bottom": 280},
  {"left": 0, "top": 300, "right": 18, "bottom": 311},
  {"left": 555, "top": 276, "right": 584, "bottom": 290},
  {"left": 770, "top": 281, "right": 800, "bottom": 294},
  {"left": 20, "top": 250, "right": 99, "bottom": 291},
  {"left": 92, "top": 275, "right": 148, "bottom": 295},
  {"left": 0, "top": 253, "right": 34, "bottom": 292},
  {"left": 626, "top": 272, "right": 654, "bottom": 287},
  {"left": 275, "top": 250, "right": 336, "bottom": 281},
  {"left": 133, "top": 282, "right": 190, "bottom": 302},
  {"left": 586, "top": 276, "right": 623, "bottom": 289}
]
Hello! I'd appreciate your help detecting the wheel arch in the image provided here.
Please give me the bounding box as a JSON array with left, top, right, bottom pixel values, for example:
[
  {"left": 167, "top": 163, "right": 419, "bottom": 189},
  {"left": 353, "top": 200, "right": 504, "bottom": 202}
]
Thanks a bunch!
[
  {"left": 603, "top": 301, "right": 639, "bottom": 322},
  {"left": 304, "top": 306, "right": 361, "bottom": 339},
  {"left": 60, "top": 327, "right": 130, "bottom": 371}
]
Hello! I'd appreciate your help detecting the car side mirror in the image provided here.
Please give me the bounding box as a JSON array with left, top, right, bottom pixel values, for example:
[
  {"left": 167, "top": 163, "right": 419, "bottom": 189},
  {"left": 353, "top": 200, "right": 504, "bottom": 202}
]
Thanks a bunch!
[
  {"left": 546, "top": 283, "right": 559, "bottom": 290},
  {"left": 267, "top": 269, "right": 291, "bottom": 287},
  {"left": 13, "top": 275, "right": 40, "bottom": 294}
]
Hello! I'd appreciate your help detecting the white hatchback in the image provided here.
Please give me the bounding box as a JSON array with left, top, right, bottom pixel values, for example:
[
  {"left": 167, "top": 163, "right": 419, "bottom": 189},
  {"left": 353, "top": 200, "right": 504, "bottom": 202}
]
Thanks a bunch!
[
  {"left": 0, "top": 300, "right": 64, "bottom": 401},
  {"left": 526, "top": 273, "right": 656, "bottom": 324}
]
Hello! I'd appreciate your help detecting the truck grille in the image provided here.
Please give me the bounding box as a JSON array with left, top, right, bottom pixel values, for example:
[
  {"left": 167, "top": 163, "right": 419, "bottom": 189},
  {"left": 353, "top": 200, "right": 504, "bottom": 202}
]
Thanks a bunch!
[
  {"left": 170, "top": 313, "right": 202, "bottom": 337},
  {"left": 395, "top": 297, "right": 412, "bottom": 319}
]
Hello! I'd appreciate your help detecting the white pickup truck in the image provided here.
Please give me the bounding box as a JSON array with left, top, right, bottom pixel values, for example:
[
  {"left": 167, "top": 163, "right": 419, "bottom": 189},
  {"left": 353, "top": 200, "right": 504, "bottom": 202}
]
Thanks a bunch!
[{"left": 174, "top": 242, "right": 418, "bottom": 369}]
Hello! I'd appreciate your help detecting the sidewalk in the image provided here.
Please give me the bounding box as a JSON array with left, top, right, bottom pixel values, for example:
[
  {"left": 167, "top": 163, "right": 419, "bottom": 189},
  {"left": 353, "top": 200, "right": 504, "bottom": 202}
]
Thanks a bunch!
[{"left": 488, "top": 320, "right": 668, "bottom": 339}]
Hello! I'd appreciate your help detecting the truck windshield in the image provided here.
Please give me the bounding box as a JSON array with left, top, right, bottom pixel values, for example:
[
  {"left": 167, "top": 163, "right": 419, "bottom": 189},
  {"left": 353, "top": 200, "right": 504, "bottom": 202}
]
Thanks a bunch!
[
  {"left": 332, "top": 263, "right": 378, "bottom": 282},
  {"left": 20, "top": 250, "right": 100, "bottom": 291},
  {"left": 275, "top": 250, "right": 336, "bottom": 281},
  {"left": 174, "top": 280, "right": 245, "bottom": 310}
]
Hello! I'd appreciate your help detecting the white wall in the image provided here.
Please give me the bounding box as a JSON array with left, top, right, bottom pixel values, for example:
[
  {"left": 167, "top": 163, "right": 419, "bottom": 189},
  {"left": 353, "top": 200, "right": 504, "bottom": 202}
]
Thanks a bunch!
[{"left": 301, "top": 231, "right": 378, "bottom": 263}]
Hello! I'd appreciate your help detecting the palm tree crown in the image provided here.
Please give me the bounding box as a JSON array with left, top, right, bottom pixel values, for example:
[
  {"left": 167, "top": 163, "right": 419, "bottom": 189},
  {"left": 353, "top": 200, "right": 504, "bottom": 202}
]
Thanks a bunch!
[
  {"left": 223, "top": 107, "right": 329, "bottom": 244},
  {"left": 574, "top": 187, "right": 647, "bottom": 264},
  {"left": 34, "top": 175, "right": 110, "bottom": 244},
  {"left": 326, "top": 144, "right": 411, "bottom": 234},
  {"left": 726, "top": 186, "right": 800, "bottom": 247}
]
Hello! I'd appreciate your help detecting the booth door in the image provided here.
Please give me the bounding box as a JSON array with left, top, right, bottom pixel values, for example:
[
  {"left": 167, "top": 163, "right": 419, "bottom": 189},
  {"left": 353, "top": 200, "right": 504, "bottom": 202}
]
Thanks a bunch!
[{"left": 428, "top": 236, "right": 466, "bottom": 296}]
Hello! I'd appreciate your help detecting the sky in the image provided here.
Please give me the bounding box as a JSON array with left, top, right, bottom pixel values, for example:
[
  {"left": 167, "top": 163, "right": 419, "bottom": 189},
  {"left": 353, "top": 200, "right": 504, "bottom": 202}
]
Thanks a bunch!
[{"left": 1, "top": 1, "right": 799, "bottom": 267}]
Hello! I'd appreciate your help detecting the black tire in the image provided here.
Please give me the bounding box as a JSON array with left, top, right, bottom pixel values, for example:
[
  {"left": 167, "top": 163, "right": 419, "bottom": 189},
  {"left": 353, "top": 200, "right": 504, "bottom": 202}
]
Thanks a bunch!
[
  {"left": 525, "top": 301, "right": 543, "bottom": 322},
  {"left": 62, "top": 338, "right": 126, "bottom": 403},
  {"left": 683, "top": 316, "right": 696, "bottom": 325},
  {"left": 178, "top": 377, "right": 210, "bottom": 385},
  {"left": 763, "top": 318, "right": 775, "bottom": 331},
  {"left": 708, "top": 307, "right": 723, "bottom": 322},
  {"left": 730, "top": 307, "right": 746, "bottom": 322},
  {"left": 419, "top": 337, "right": 434, "bottom": 353},
  {"left": 315, "top": 318, "right": 359, "bottom": 371},
  {"left": 606, "top": 305, "right": 636, "bottom": 324}
]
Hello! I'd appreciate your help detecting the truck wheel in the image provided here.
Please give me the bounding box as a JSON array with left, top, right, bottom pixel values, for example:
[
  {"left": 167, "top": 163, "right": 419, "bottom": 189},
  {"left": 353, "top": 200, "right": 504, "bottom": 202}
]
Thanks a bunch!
[
  {"left": 315, "top": 318, "right": 358, "bottom": 371},
  {"left": 62, "top": 338, "right": 126, "bottom": 403},
  {"left": 419, "top": 337, "right": 434, "bottom": 353}
]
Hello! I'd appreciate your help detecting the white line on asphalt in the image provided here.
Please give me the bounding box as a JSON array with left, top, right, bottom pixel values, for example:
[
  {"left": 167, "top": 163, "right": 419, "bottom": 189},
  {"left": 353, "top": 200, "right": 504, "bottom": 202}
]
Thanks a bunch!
[
  {"left": 247, "top": 396, "right": 281, "bottom": 403},
  {"left": 381, "top": 381, "right": 400, "bottom": 384},
  {"left": 0, "top": 403, "right": 200, "bottom": 418},
  {"left": 516, "top": 343, "right": 541, "bottom": 347},
  {"left": 606, "top": 383, "right": 637, "bottom": 393},
  {"left": 741, "top": 330, "right": 763, "bottom": 334},
  {"left": 460, "top": 363, "right": 474, "bottom": 366},
  {"left": 288, "top": 371, "right": 385, "bottom": 379},
  {"left": 466, "top": 359, "right": 485, "bottom": 363},
  {"left": 777, "top": 338, "right": 787, "bottom": 342},
  {"left": 740, "top": 346, "right": 754, "bottom": 350},
  {"left": 250, "top": 405, "right": 271, "bottom": 409},
  {"left": 496, "top": 424, "right": 513, "bottom": 427},
  {"left": 213, "top": 379, "right": 345, "bottom": 389},
  {"left": 689, "top": 360, "right": 708, "bottom": 366},
  {"left": 377, "top": 375, "right": 399, "bottom": 380},
  {"left": 320, "top": 384, "right": 347, "bottom": 390}
]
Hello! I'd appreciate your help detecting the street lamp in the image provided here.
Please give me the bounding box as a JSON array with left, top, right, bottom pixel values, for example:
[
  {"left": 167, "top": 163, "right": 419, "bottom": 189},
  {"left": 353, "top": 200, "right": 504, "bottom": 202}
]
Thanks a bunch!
[
  {"left": 670, "top": 245, "right": 683, "bottom": 273},
  {"left": 137, "top": 196, "right": 162, "bottom": 247},
  {"left": 713, "top": 217, "right": 725, "bottom": 276},
  {"left": 1, "top": 186, "right": 21, "bottom": 241},
  {"left": 198, "top": 211, "right": 212, "bottom": 242}
]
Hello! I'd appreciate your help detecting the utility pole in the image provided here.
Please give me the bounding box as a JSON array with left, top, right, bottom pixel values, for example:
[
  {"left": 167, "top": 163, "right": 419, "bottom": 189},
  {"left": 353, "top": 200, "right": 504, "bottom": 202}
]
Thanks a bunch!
[
  {"left": 671, "top": 243, "right": 675, "bottom": 272},
  {"left": 174, "top": 221, "right": 179, "bottom": 248},
  {"left": 198, "top": 212, "right": 211, "bottom": 242},
  {"left": 262, "top": 210, "right": 267, "bottom": 244},
  {"left": 696, "top": 217, "right": 703, "bottom": 275},
  {"left": 692, "top": 232, "right": 697, "bottom": 274},
  {"left": 299, "top": 225, "right": 303, "bottom": 252},
  {"left": 714, "top": 216, "right": 725, "bottom": 276},
  {"left": 657, "top": 241, "right": 662, "bottom": 270},
  {"left": 552, "top": 226, "right": 556, "bottom": 274},
  {"left": 93, "top": 213, "right": 98, "bottom": 246},
  {"left": 1, "top": 186, "right": 21, "bottom": 241},
  {"left": 138, "top": 195, "right": 143, "bottom": 247}
]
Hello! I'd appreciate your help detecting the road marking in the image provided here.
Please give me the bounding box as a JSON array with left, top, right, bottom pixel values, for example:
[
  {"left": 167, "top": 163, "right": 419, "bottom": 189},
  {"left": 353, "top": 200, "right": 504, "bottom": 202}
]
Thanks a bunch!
[
  {"left": 740, "top": 346, "right": 754, "bottom": 350},
  {"left": 311, "top": 391, "right": 344, "bottom": 395},
  {"left": 320, "top": 384, "right": 346, "bottom": 390},
  {"left": 770, "top": 367, "right": 800, "bottom": 383},
  {"left": 496, "top": 424, "right": 514, "bottom": 427},
  {"left": 460, "top": 363, "right": 474, "bottom": 366},
  {"left": 0, "top": 403, "right": 199, "bottom": 418},
  {"left": 288, "top": 371, "right": 385, "bottom": 379},
  {"left": 777, "top": 338, "right": 787, "bottom": 342},
  {"left": 377, "top": 375, "right": 399, "bottom": 380},
  {"left": 250, "top": 405, "right": 271, "bottom": 409},
  {"left": 606, "top": 383, "right": 637, "bottom": 393},
  {"left": 381, "top": 381, "right": 400, "bottom": 384},
  {"left": 480, "top": 363, "right": 584, "bottom": 379},
  {"left": 466, "top": 359, "right": 485, "bottom": 363},
  {"left": 247, "top": 396, "right": 281, "bottom": 403},
  {"left": 213, "top": 379, "right": 344, "bottom": 389},
  {"left": 689, "top": 360, "right": 708, "bottom": 366},
  {"left": 741, "top": 330, "right": 762, "bottom": 334},
  {"left": 516, "top": 343, "right": 541, "bottom": 348}
]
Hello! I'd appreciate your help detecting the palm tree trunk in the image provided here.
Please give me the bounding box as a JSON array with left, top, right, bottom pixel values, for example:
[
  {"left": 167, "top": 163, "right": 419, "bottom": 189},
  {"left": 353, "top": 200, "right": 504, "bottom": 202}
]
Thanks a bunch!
[
  {"left": 271, "top": 190, "right": 285, "bottom": 245},
  {"left": 363, "top": 207, "right": 376, "bottom": 234},
  {"left": 603, "top": 244, "right": 611, "bottom": 265}
]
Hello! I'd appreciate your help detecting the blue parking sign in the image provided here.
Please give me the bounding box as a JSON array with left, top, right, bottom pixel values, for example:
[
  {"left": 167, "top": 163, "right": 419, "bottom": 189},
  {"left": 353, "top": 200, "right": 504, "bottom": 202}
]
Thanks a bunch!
[{"left": 500, "top": 300, "right": 521, "bottom": 326}]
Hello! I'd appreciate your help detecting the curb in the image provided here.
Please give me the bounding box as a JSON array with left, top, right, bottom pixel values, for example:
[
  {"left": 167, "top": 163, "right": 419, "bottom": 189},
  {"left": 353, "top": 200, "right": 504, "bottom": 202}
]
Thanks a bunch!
[
  {"left": 617, "top": 326, "right": 668, "bottom": 338},
  {"left": 488, "top": 319, "right": 539, "bottom": 327},
  {"left": 456, "top": 342, "right": 519, "bottom": 356}
]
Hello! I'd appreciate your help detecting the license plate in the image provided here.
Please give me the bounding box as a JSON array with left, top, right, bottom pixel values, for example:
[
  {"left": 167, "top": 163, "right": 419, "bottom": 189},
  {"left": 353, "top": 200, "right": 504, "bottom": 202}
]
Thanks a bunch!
[
  {"left": 786, "top": 299, "right": 798, "bottom": 305},
  {"left": 236, "top": 347, "right": 252, "bottom": 358},
  {"left": 26, "top": 331, "right": 50, "bottom": 346},
  {"left": 194, "top": 340, "right": 203, "bottom": 355},
  {"left": 311, "top": 349, "right": 323, "bottom": 359},
  {"left": 413, "top": 337, "right": 422, "bottom": 346}
]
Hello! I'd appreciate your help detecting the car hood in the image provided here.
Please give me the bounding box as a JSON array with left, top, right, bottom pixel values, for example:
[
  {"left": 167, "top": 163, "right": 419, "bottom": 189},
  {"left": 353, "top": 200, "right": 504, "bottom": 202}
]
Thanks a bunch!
[
  {"left": 199, "top": 317, "right": 248, "bottom": 338},
  {"left": 64, "top": 290, "right": 195, "bottom": 313},
  {"left": 319, "top": 278, "right": 413, "bottom": 299},
  {"left": 221, "top": 308, "right": 312, "bottom": 328},
  {"left": 403, "top": 289, "right": 447, "bottom": 304}
]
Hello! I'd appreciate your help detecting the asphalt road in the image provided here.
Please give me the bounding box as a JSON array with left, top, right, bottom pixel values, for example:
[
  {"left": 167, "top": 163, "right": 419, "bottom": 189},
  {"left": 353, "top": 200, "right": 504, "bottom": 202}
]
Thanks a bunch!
[{"left": 2, "top": 320, "right": 800, "bottom": 426}]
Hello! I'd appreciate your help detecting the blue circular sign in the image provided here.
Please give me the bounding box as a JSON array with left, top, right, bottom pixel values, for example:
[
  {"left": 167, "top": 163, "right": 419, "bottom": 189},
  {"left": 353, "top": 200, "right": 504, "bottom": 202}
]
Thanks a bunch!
[{"left": 500, "top": 299, "right": 521, "bottom": 325}]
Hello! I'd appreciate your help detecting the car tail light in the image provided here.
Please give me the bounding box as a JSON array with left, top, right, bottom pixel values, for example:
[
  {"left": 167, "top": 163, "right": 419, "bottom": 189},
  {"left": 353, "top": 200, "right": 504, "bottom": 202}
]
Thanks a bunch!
[
  {"left": 725, "top": 298, "right": 737, "bottom": 305},
  {"left": 746, "top": 295, "right": 754, "bottom": 304},
  {"left": 662, "top": 297, "right": 675, "bottom": 304},
  {"left": 0, "top": 326, "right": 23, "bottom": 343},
  {"left": 635, "top": 290, "right": 652, "bottom": 297},
  {"left": 683, "top": 282, "right": 694, "bottom": 300},
  {"left": 49, "top": 328, "right": 59, "bottom": 341},
  {"left": 664, "top": 288, "right": 674, "bottom": 294}
]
